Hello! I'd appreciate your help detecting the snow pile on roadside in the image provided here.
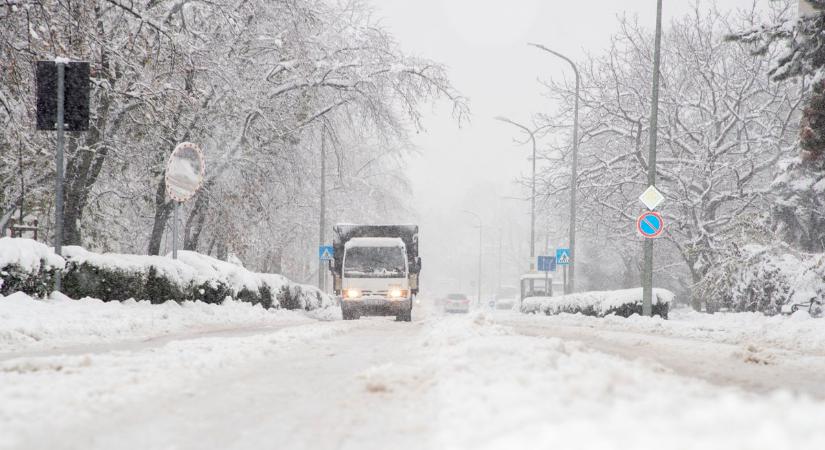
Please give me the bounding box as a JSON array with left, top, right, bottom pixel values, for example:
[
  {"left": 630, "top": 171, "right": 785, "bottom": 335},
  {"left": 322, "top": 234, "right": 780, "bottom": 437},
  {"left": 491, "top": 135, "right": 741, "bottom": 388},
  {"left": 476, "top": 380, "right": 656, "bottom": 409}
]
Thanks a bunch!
[
  {"left": 361, "top": 312, "right": 825, "bottom": 449},
  {"left": 0, "top": 291, "right": 328, "bottom": 354},
  {"left": 0, "top": 319, "right": 357, "bottom": 450},
  {"left": 522, "top": 288, "right": 673, "bottom": 318},
  {"left": 510, "top": 307, "right": 825, "bottom": 354}
]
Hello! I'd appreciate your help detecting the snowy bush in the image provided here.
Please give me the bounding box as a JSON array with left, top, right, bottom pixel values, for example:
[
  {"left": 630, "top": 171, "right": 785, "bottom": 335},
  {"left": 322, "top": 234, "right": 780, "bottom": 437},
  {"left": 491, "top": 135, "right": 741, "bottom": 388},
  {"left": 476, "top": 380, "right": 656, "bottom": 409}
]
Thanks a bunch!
[
  {"left": 0, "top": 238, "right": 333, "bottom": 310},
  {"left": 698, "top": 244, "right": 824, "bottom": 315},
  {"left": 521, "top": 288, "right": 672, "bottom": 319},
  {"left": 0, "top": 238, "right": 65, "bottom": 297}
]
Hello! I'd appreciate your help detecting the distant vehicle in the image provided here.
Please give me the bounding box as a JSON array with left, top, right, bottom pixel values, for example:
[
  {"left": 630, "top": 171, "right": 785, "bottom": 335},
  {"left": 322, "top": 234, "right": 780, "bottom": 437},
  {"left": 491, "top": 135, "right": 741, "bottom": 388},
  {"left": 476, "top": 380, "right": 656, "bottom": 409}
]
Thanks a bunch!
[
  {"left": 444, "top": 293, "right": 471, "bottom": 313},
  {"left": 329, "top": 224, "right": 421, "bottom": 322},
  {"left": 493, "top": 285, "right": 519, "bottom": 310}
]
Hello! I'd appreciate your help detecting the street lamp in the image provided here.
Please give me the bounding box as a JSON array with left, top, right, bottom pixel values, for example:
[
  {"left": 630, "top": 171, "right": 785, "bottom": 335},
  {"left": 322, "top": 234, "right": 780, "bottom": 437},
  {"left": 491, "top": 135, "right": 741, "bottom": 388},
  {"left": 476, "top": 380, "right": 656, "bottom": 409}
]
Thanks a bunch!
[
  {"left": 528, "top": 43, "right": 581, "bottom": 295},
  {"left": 494, "top": 117, "right": 552, "bottom": 272},
  {"left": 462, "top": 210, "right": 483, "bottom": 307}
]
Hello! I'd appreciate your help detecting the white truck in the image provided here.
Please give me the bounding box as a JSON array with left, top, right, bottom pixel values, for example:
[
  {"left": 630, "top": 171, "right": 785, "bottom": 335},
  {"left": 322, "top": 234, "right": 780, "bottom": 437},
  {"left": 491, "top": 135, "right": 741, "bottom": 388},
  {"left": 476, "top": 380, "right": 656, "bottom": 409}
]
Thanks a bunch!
[{"left": 329, "top": 224, "right": 421, "bottom": 322}]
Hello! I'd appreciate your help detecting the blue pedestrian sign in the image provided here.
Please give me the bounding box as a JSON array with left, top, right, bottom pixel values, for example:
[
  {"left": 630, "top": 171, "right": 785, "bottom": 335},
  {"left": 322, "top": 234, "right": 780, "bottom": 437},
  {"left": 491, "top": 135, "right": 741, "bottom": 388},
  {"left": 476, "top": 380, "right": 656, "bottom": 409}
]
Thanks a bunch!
[
  {"left": 556, "top": 248, "right": 571, "bottom": 266},
  {"left": 537, "top": 256, "right": 556, "bottom": 272},
  {"left": 319, "top": 245, "right": 334, "bottom": 260}
]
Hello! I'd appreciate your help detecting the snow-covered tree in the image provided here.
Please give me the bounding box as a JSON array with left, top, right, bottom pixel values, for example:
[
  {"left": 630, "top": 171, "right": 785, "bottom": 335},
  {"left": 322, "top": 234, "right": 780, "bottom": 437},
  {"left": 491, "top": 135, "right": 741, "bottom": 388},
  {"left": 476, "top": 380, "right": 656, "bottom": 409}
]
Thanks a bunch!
[
  {"left": 728, "top": 0, "right": 825, "bottom": 251},
  {"left": 1, "top": 0, "right": 466, "bottom": 280},
  {"left": 531, "top": 5, "right": 803, "bottom": 309}
]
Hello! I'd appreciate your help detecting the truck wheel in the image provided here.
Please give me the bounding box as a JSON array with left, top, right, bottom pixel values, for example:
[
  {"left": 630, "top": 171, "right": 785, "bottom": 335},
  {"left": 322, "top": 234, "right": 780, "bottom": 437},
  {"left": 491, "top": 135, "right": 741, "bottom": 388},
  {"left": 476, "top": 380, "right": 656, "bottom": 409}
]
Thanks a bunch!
[
  {"left": 342, "top": 307, "right": 359, "bottom": 320},
  {"left": 396, "top": 308, "right": 412, "bottom": 322}
]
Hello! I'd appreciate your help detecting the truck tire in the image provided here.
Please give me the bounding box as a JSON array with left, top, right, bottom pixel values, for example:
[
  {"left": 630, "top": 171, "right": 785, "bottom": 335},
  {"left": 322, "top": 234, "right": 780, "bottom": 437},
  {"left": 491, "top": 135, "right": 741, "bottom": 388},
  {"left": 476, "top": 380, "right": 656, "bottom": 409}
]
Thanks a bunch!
[
  {"left": 396, "top": 308, "right": 412, "bottom": 322},
  {"left": 342, "top": 307, "right": 359, "bottom": 320}
]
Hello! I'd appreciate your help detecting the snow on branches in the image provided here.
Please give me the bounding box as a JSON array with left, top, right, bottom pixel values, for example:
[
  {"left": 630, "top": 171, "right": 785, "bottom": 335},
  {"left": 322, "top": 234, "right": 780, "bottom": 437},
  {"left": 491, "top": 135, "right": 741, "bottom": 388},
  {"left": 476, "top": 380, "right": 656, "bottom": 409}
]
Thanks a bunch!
[
  {"left": 532, "top": 5, "right": 803, "bottom": 309},
  {"left": 0, "top": 0, "right": 466, "bottom": 281}
]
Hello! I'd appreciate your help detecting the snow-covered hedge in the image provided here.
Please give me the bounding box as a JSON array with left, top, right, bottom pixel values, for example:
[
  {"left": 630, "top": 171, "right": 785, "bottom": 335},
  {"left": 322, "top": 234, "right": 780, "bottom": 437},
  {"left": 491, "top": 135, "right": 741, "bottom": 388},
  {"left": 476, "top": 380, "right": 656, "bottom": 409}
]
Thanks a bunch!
[
  {"left": 0, "top": 238, "right": 332, "bottom": 310},
  {"left": 521, "top": 288, "right": 672, "bottom": 319},
  {"left": 0, "top": 238, "right": 65, "bottom": 297},
  {"left": 697, "top": 244, "right": 824, "bottom": 315}
]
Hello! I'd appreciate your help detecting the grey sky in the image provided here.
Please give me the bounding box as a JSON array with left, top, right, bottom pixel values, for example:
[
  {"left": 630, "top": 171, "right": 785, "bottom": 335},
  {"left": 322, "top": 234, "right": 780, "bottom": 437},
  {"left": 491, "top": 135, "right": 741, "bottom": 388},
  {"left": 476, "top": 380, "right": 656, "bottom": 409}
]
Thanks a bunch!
[{"left": 372, "top": 0, "right": 768, "bottom": 295}]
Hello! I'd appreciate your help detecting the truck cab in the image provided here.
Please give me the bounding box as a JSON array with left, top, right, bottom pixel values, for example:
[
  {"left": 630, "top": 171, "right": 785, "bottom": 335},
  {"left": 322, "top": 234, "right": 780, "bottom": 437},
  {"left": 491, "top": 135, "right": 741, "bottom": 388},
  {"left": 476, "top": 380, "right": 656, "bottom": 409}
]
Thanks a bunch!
[{"left": 330, "top": 225, "right": 421, "bottom": 322}]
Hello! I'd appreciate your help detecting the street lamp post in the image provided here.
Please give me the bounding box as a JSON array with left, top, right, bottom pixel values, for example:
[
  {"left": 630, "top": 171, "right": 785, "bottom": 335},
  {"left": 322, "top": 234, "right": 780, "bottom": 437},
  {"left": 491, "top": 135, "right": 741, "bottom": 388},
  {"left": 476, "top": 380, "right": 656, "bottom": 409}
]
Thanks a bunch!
[
  {"left": 494, "top": 118, "right": 552, "bottom": 272},
  {"left": 528, "top": 43, "right": 581, "bottom": 295},
  {"left": 462, "top": 210, "right": 483, "bottom": 307}
]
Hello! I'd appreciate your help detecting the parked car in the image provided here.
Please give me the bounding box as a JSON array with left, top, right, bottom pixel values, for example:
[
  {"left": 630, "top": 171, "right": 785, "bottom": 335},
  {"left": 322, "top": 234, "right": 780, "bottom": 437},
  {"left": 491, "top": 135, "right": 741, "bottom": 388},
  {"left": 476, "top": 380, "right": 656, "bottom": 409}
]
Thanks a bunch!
[
  {"left": 444, "top": 293, "right": 471, "bottom": 313},
  {"left": 493, "top": 285, "right": 519, "bottom": 310}
]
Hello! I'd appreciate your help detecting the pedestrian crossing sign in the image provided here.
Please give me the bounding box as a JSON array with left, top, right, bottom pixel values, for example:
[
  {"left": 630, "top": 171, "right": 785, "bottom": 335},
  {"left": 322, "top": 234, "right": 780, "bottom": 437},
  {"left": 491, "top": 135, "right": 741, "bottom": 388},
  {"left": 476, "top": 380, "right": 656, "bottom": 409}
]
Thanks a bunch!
[
  {"left": 556, "top": 248, "right": 571, "bottom": 266},
  {"left": 319, "top": 246, "right": 334, "bottom": 260}
]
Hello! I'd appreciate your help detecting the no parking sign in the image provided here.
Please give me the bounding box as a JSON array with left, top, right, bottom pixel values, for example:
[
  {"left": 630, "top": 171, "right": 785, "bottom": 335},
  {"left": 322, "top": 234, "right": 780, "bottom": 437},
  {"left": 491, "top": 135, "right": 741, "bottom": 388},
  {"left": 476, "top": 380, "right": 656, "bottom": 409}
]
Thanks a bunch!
[{"left": 637, "top": 211, "right": 664, "bottom": 239}]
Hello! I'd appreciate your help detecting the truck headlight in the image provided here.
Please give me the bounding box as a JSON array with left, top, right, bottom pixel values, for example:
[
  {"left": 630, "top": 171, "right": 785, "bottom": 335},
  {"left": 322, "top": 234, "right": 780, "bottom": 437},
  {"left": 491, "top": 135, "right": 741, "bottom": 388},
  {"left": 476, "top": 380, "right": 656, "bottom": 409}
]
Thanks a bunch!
[
  {"left": 345, "top": 289, "right": 361, "bottom": 299},
  {"left": 388, "top": 289, "right": 406, "bottom": 299}
]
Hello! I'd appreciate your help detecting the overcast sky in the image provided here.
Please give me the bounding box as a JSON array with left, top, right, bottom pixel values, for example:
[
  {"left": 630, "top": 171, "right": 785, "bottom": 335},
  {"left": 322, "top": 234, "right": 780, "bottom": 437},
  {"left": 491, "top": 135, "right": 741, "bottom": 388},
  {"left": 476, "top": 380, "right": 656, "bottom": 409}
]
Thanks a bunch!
[{"left": 371, "top": 0, "right": 769, "bottom": 295}]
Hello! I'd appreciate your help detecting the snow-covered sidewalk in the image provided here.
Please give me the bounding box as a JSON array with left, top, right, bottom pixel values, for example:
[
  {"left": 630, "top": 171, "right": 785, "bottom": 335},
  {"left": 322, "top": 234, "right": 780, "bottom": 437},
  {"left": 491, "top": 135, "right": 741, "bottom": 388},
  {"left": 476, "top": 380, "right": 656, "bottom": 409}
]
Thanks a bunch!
[
  {"left": 511, "top": 307, "right": 825, "bottom": 354},
  {"left": 0, "top": 291, "right": 340, "bottom": 355}
]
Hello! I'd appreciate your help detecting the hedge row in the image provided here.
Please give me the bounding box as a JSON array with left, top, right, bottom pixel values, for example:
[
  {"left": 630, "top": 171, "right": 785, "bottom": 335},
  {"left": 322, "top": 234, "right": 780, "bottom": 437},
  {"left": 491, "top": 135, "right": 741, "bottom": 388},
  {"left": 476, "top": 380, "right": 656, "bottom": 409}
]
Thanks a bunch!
[
  {"left": 521, "top": 288, "right": 672, "bottom": 319},
  {"left": 0, "top": 239, "right": 330, "bottom": 311}
]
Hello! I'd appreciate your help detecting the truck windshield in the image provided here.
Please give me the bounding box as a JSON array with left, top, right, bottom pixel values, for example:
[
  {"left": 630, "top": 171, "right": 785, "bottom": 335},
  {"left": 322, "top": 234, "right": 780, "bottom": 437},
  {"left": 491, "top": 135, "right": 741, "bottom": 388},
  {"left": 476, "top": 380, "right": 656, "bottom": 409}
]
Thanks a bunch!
[{"left": 344, "top": 246, "right": 406, "bottom": 278}]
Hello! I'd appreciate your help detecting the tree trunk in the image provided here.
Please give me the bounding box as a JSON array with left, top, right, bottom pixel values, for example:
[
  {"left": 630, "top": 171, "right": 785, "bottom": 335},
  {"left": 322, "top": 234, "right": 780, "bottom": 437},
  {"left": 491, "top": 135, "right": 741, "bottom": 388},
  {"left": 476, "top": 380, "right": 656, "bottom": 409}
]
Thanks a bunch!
[
  {"left": 147, "top": 177, "right": 173, "bottom": 255},
  {"left": 183, "top": 182, "right": 213, "bottom": 251},
  {"left": 61, "top": 4, "right": 118, "bottom": 246}
]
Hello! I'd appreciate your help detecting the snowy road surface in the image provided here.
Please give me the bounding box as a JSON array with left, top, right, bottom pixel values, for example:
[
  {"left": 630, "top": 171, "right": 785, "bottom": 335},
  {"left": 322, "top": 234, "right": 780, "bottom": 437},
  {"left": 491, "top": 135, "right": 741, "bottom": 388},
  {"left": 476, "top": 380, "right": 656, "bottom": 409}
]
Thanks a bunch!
[{"left": 2, "top": 300, "right": 825, "bottom": 450}]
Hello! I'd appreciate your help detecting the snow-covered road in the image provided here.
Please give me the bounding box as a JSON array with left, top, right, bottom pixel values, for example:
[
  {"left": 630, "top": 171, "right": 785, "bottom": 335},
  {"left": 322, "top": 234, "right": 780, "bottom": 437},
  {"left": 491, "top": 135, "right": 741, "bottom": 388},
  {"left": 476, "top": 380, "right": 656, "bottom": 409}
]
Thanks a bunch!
[{"left": 2, "top": 300, "right": 825, "bottom": 450}]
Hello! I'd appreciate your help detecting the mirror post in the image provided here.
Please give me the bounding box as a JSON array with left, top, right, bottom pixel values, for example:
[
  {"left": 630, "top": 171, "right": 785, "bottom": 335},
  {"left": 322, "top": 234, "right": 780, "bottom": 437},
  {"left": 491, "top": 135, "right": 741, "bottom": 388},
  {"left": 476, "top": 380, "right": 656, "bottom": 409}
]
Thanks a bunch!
[{"left": 172, "top": 202, "right": 179, "bottom": 259}]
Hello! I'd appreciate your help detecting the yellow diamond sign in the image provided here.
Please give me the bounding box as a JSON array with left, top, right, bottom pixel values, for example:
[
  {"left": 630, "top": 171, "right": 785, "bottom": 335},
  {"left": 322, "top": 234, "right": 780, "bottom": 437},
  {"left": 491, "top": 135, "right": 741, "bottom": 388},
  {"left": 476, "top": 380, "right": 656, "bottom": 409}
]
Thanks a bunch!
[{"left": 639, "top": 185, "right": 664, "bottom": 210}]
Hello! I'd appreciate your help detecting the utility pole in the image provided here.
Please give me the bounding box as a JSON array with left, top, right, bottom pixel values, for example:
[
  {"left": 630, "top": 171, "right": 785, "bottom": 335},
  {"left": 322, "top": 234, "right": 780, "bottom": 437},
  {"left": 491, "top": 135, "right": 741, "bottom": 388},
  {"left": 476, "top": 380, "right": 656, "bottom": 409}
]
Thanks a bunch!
[
  {"left": 498, "top": 227, "right": 503, "bottom": 291},
  {"left": 54, "top": 61, "right": 65, "bottom": 292},
  {"left": 643, "top": 0, "right": 664, "bottom": 316},
  {"left": 318, "top": 128, "right": 327, "bottom": 291},
  {"left": 528, "top": 43, "right": 581, "bottom": 294},
  {"left": 463, "top": 210, "right": 483, "bottom": 306},
  {"left": 494, "top": 118, "right": 552, "bottom": 272}
]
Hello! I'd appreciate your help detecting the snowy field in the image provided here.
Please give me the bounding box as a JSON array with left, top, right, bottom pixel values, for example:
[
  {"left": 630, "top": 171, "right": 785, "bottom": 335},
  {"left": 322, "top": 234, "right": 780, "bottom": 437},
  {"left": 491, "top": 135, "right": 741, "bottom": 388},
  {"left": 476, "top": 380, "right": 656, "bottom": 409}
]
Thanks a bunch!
[{"left": 1, "top": 295, "right": 824, "bottom": 449}]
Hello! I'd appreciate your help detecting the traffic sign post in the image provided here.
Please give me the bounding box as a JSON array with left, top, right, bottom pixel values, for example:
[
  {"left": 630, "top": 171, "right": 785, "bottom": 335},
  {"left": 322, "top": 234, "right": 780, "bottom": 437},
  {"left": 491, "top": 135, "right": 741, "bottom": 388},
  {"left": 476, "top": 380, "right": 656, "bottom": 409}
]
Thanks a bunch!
[
  {"left": 639, "top": 185, "right": 665, "bottom": 211},
  {"left": 319, "top": 246, "right": 334, "bottom": 261},
  {"left": 165, "top": 142, "right": 206, "bottom": 259},
  {"left": 36, "top": 58, "right": 90, "bottom": 292},
  {"left": 537, "top": 256, "right": 556, "bottom": 272},
  {"left": 636, "top": 211, "right": 664, "bottom": 239},
  {"left": 556, "top": 248, "right": 571, "bottom": 266}
]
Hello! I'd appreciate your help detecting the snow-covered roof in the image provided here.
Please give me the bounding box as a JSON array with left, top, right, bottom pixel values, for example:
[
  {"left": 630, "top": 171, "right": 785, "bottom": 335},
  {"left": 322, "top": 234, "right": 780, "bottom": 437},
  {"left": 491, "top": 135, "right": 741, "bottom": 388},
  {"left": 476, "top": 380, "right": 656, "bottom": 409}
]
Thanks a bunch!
[
  {"left": 520, "top": 273, "right": 560, "bottom": 281},
  {"left": 345, "top": 237, "right": 405, "bottom": 248}
]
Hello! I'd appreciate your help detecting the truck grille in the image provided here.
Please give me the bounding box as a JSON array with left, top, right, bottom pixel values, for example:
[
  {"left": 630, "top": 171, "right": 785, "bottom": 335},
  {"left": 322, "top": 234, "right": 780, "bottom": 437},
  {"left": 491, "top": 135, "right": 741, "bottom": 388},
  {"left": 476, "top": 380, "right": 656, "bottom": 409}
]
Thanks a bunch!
[{"left": 361, "top": 290, "right": 388, "bottom": 296}]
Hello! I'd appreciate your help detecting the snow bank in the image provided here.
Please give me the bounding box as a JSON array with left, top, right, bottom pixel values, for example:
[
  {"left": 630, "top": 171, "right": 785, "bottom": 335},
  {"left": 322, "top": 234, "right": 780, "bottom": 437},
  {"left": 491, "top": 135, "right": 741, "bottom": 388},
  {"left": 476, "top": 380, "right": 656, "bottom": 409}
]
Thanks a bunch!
[
  {"left": 521, "top": 288, "right": 672, "bottom": 318},
  {"left": 0, "top": 291, "right": 319, "bottom": 354},
  {"left": 515, "top": 306, "right": 825, "bottom": 355}
]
